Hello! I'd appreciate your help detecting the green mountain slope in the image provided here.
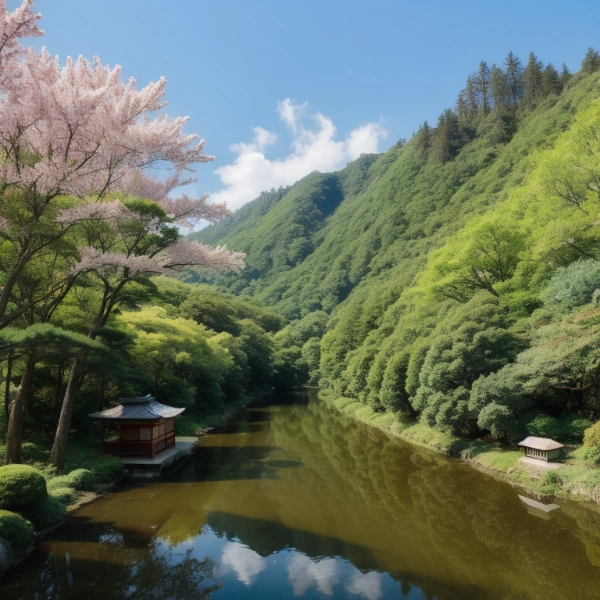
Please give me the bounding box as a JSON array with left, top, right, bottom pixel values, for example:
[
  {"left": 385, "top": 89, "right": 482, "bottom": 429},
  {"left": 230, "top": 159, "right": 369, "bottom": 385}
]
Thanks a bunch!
[{"left": 195, "top": 61, "right": 600, "bottom": 444}]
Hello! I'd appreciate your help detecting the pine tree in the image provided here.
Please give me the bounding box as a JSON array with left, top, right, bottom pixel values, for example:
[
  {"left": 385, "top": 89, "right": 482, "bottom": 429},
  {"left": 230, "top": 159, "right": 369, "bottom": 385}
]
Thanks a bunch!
[
  {"left": 504, "top": 52, "right": 524, "bottom": 109},
  {"left": 522, "top": 52, "right": 544, "bottom": 110},
  {"left": 490, "top": 64, "right": 508, "bottom": 109},
  {"left": 581, "top": 47, "right": 600, "bottom": 74},
  {"left": 541, "top": 63, "right": 563, "bottom": 96},
  {"left": 456, "top": 76, "right": 477, "bottom": 121},
  {"left": 560, "top": 63, "right": 572, "bottom": 86},
  {"left": 415, "top": 121, "right": 432, "bottom": 161},
  {"left": 473, "top": 61, "right": 491, "bottom": 116},
  {"left": 432, "top": 109, "right": 461, "bottom": 163}
]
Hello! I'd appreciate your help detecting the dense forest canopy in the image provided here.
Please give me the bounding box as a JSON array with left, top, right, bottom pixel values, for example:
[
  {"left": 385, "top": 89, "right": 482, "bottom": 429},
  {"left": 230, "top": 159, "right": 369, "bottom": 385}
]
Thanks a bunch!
[{"left": 194, "top": 47, "right": 600, "bottom": 447}]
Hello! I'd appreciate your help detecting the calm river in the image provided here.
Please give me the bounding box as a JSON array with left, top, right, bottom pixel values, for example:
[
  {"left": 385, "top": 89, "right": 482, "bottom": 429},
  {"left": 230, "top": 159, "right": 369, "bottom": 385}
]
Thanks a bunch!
[{"left": 2, "top": 389, "right": 600, "bottom": 599}]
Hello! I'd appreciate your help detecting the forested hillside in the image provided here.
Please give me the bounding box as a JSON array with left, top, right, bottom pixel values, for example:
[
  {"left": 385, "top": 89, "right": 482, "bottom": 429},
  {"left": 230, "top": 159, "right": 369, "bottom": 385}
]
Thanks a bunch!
[{"left": 194, "top": 49, "right": 600, "bottom": 449}]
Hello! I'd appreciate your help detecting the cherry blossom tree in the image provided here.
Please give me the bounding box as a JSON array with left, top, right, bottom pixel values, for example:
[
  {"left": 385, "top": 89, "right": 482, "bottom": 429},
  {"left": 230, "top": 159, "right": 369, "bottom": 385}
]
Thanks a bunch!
[
  {"left": 0, "top": 5, "right": 223, "bottom": 328},
  {"left": 0, "top": 2, "right": 245, "bottom": 465}
]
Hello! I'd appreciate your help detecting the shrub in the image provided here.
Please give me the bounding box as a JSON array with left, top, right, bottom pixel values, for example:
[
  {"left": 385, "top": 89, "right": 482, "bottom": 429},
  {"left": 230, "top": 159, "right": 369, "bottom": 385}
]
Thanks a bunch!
[
  {"left": 584, "top": 421, "right": 600, "bottom": 448},
  {"left": 46, "top": 476, "right": 71, "bottom": 491},
  {"left": 49, "top": 487, "right": 76, "bottom": 506},
  {"left": 0, "top": 510, "right": 34, "bottom": 555},
  {"left": 66, "top": 469, "right": 95, "bottom": 491},
  {"left": 541, "top": 259, "right": 600, "bottom": 311},
  {"left": 0, "top": 465, "right": 47, "bottom": 509},
  {"left": 540, "top": 470, "right": 563, "bottom": 494},
  {"left": 82, "top": 456, "right": 125, "bottom": 484},
  {"left": 17, "top": 496, "right": 67, "bottom": 531}
]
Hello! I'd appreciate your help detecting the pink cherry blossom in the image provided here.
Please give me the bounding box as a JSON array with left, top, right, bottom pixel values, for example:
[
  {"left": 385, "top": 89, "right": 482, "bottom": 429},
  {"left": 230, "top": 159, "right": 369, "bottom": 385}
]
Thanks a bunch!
[
  {"left": 116, "top": 168, "right": 230, "bottom": 227},
  {"left": 55, "top": 199, "right": 130, "bottom": 224}
]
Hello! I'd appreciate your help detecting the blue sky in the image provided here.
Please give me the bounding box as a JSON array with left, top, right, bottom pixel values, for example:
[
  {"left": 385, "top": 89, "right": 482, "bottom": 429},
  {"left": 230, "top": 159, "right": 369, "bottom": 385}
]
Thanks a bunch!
[{"left": 14, "top": 0, "right": 600, "bottom": 211}]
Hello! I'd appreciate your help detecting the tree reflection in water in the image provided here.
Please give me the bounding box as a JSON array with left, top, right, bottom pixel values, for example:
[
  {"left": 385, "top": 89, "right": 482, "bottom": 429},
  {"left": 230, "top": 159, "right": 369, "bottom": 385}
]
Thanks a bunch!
[
  {"left": 2, "top": 541, "right": 221, "bottom": 600},
  {"left": 115, "top": 544, "right": 222, "bottom": 600}
]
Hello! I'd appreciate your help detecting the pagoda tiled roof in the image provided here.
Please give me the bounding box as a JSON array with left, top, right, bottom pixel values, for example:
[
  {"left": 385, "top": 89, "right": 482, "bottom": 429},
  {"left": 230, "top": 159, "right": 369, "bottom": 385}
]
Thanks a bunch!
[{"left": 89, "top": 394, "right": 185, "bottom": 421}]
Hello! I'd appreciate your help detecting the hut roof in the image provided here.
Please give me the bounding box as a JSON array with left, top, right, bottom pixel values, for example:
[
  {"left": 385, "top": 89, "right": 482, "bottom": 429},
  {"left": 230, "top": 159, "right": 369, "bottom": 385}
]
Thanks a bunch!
[
  {"left": 517, "top": 436, "right": 565, "bottom": 451},
  {"left": 89, "top": 394, "right": 185, "bottom": 421}
]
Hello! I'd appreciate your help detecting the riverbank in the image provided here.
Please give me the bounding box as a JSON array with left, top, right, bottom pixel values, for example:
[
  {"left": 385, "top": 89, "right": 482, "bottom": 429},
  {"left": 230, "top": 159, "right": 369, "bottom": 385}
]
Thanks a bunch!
[
  {"left": 0, "top": 393, "right": 264, "bottom": 578},
  {"left": 319, "top": 390, "right": 600, "bottom": 505}
]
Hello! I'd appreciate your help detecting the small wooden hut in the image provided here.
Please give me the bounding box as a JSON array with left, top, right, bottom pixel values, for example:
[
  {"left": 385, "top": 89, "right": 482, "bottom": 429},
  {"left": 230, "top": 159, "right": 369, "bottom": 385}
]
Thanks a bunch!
[
  {"left": 517, "top": 436, "right": 565, "bottom": 462},
  {"left": 90, "top": 395, "right": 185, "bottom": 458}
]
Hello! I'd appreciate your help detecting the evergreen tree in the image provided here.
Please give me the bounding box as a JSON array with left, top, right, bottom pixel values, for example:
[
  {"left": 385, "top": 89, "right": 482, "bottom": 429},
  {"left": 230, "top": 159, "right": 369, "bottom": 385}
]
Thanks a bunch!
[
  {"left": 456, "top": 76, "right": 477, "bottom": 121},
  {"left": 490, "top": 64, "right": 508, "bottom": 109},
  {"left": 560, "top": 63, "right": 572, "bottom": 86},
  {"left": 432, "top": 109, "right": 461, "bottom": 163},
  {"left": 581, "top": 47, "right": 600, "bottom": 74},
  {"left": 473, "top": 61, "right": 491, "bottom": 116},
  {"left": 522, "top": 52, "right": 544, "bottom": 110},
  {"left": 415, "top": 121, "right": 433, "bottom": 161},
  {"left": 504, "top": 52, "right": 524, "bottom": 109},
  {"left": 456, "top": 94, "right": 469, "bottom": 122},
  {"left": 541, "top": 63, "right": 563, "bottom": 96}
]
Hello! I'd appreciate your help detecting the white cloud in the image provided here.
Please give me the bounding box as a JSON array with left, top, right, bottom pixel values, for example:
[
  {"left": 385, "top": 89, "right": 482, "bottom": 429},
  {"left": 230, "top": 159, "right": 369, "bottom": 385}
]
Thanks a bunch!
[
  {"left": 219, "top": 541, "right": 266, "bottom": 586},
  {"left": 345, "top": 571, "right": 384, "bottom": 600},
  {"left": 210, "top": 99, "right": 388, "bottom": 211},
  {"left": 287, "top": 553, "right": 339, "bottom": 597}
]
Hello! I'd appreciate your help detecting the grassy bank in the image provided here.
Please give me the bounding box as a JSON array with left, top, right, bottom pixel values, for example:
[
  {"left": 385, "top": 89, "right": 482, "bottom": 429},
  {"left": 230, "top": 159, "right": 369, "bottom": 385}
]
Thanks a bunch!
[{"left": 319, "top": 390, "right": 600, "bottom": 504}]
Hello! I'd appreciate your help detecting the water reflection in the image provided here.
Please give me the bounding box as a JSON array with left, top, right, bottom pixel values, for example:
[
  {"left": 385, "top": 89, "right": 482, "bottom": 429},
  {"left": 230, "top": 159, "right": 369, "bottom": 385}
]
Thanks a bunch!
[
  {"left": 3, "top": 389, "right": 600, "bottom": 599},
  {"left": 219, "top": 542, "right": 266, "bottom": 586}
]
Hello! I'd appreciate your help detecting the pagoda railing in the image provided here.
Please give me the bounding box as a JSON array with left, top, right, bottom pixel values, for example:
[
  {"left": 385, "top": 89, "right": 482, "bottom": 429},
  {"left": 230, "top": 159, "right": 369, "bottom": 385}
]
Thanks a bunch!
[{"left": 100, "top": 431, "right": 176, "bottom": 458}]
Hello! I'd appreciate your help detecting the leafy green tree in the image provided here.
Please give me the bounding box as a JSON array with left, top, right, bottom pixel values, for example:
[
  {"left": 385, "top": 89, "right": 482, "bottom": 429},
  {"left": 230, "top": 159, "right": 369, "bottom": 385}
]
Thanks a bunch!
[
  {"left": 434, "top": 222, "right": 526, "bottom": 301},
  {"left": 540, "top": 259, "right": 600, "bottom": 311},
  {"left": 412, "top": 295, "right": 522, "bottom": 435}
]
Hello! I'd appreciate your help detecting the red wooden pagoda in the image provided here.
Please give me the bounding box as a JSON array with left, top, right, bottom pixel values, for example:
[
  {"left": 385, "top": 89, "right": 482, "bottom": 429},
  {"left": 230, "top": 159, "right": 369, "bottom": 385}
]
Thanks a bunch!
[{"left": 90, "top": 395, "right": 185, "bottom": 458}]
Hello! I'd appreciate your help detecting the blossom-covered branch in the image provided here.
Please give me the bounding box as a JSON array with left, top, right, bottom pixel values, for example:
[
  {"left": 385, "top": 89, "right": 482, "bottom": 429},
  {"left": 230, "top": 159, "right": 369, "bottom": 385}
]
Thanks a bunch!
[
  {"left": 162, "top": 238, "right": 245, "bottom": 272},
  {"left": 55, "top": 200, "right": 130, "bottom": 224},
  {"left": 72, "top": 240, "right": 244, "bottom": 278},
  {"left": 0, "top": 49, "right": 215, "bottom": 200},
  {"left": 117, "top": 169, "right": 230, "bottom": 227},
  {"left": 0, "top": 0, "right": 42, "bottom": 63}
]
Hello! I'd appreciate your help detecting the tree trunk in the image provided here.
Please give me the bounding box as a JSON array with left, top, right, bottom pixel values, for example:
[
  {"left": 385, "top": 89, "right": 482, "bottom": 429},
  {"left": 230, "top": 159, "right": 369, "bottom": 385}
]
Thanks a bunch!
[
  {"left": 3, "top": 349, "right": 12, "bottom": 431},
  {"left": 50, "top": 351, "right": 88, "bottom": 471},
  {"left": 54, "top": 361, "right": 64, "bottom": 420},
  {"left": 5, "top": 350, "right": 36, "bottom": 464}
]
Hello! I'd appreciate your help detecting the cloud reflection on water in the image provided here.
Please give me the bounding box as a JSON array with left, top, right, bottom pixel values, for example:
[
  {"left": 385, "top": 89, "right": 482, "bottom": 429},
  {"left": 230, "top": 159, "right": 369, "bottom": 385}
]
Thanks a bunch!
[
  {"left": 287, "top": 554, "right": 339, "bottom": 596},
  {"left": 219, "top": 542, "right": 266, "bottom": 586},
  {"left": 345, "top": 570, "right": 384, "bottom": 600}
]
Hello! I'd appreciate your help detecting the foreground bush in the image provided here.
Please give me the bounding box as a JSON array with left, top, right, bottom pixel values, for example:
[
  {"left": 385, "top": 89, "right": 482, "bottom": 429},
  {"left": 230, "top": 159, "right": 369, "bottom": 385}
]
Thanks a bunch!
[
  {"left": 17, "top": 496, "right": 67, "bottom": 531},
  {"left": 0, "top": 510, "right": 34, "bottom": 554},
  {"left": 82, "top": 456, "right": 125, "bottom": 484},
  {"left": 66, "top": 469, "right": 95, "bottom": 491},
  {"left": 0, "top": 465, "right": 47, "bottom": 509}
]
